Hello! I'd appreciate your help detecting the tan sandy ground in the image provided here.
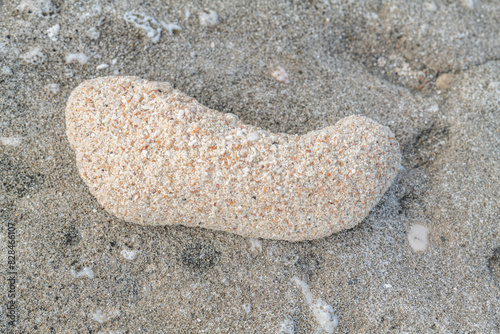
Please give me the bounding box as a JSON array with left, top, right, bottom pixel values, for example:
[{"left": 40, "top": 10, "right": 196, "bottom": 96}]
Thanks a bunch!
[{"left": 0, "top": 0, "right": 498, "bottom": 332}]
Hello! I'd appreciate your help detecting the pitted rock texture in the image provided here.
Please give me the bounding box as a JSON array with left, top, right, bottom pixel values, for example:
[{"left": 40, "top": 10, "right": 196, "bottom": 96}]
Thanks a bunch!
[{"left": 66, "top": 76, "right": 401, "bottom": 241}]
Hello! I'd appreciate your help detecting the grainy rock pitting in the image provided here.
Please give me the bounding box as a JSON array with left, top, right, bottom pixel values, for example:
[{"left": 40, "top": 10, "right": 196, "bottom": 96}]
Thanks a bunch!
[{"left": 66, "top": 76, "right": 401, "bottom": 241}]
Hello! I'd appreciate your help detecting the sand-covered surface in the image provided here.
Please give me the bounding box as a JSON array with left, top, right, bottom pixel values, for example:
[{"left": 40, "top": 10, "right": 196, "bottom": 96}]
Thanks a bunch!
[{"left": 0, "top": 0, "right": 499, "bottom": 332}]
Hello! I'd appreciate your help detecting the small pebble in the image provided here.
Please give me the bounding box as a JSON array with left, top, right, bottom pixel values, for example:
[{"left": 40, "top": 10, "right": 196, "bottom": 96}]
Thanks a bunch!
[
  {"left": 436, "top": 73, "right": 455, "bottom": 90},
  {"left": 408, "top": 224, "right": 429, "bottom": 252},
  {"left": 96, "top": 64, "right": 109, "bottom": 70}
]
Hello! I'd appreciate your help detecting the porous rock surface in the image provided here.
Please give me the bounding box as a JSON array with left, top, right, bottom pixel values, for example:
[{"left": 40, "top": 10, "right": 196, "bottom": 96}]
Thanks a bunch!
[{"left": 66, "top": 76, "right": 401, "bottom": 241}]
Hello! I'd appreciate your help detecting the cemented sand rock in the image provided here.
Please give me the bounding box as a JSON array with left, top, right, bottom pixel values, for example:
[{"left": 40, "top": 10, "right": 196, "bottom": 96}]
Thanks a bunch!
[{"left": 66, "top": 76, "right": 401, "bottom": 241}]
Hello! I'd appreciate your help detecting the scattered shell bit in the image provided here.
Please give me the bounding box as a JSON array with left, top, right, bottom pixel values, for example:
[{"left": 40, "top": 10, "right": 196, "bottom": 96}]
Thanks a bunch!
[
  {"left": 199, "top": 9, "right": 220, "bottom": 26},
  {"left": 121, "top": 248, "right": 138, "bottom": 260},
  {"left": 21, "top": 47, "right": 46, "bottom": 65},
  {"left": 124, "top": 11, "right": 162, "bottom": 43},
  {"left": 86, "top": 27, "right": 100, "bottom": 40},
  {"left": 65, "top": 53, "right": 89, "bottom": 65},
  {"left": 271, "top": 66, "right": 290, "bottom": 84},
  {"left": 0, "top": 137, "right": 24, "bottom": 147},
  {"left": 96, "top": 64, "right": 109, "bottom": 70},
  {"left": 66, "top": 76, "right": 401, "bottom": 241},
  {"left": 161, "top": 22, "right": 182, "bottom": 35},
  {"left": 46, "top": 24, "right": 60, "bottom": 41},
  {"left": 70, "top": 267, "right": 94, "bottom": 279}
]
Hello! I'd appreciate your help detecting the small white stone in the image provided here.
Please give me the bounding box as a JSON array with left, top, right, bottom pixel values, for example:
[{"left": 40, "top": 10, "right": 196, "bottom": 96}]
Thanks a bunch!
[
  {"left": 225, "top": 113, "right": 239, "bottom": 124},
  {"left": 408, "top": 224, "right": 429, "bottom": 252},
  {"left": 96, "top": 64, "right": 109, "bottom": 70}
]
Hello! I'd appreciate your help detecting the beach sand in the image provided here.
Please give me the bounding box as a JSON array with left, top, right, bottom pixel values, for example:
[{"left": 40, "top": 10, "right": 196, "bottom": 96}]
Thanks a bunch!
[{"left": 0, "top": 0, "right": 498, "bottom": 332}]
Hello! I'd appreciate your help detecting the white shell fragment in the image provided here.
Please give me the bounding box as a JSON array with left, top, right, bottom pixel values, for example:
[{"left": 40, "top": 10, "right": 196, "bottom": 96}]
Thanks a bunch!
[
  {"left": 66, "top": 53, "right": 89, "bottom": 65},
  {"left": 66, "top": 76, "right": 401, "bottom": 241},
  {"left": 96, "top": 64, "right": 109, "bottom": 70},
  {"left": 124, "top": 11, "right": 162, "bottom": 43},
  {"left": 408, "top": 224, "right": 429, "bottom": 252},
  {"left": 199, "top": 9, "right": 220, "bottom": 27},
  {"left": 0, "top": 137, "right": 24, "bottom": 146},
  {"left": 161, "top": 22, "right": 182, "bottom": 35}
]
